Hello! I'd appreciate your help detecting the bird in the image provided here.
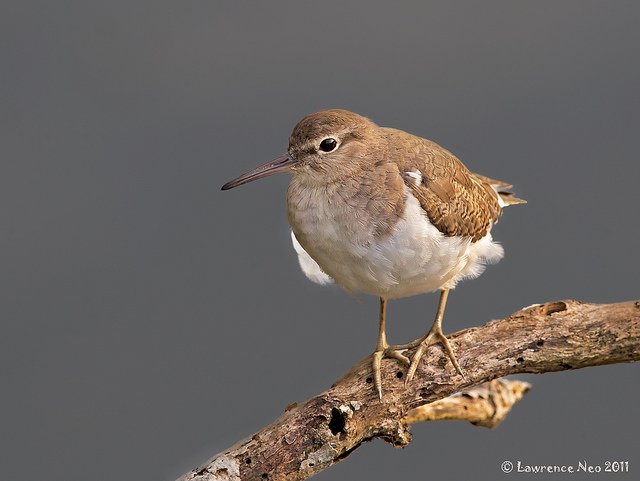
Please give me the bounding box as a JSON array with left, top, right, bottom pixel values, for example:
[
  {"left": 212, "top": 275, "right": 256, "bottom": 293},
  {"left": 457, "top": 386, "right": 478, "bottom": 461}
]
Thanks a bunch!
[{"left": 221, "top": 109, "right": 525, "bottom": 399}]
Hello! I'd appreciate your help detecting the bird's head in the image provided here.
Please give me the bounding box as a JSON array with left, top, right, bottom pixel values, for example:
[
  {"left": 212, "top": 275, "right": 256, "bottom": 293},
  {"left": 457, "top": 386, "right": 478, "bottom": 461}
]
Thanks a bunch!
[{"left": 221, "top": 109, "right": 378, "bottom": 190}]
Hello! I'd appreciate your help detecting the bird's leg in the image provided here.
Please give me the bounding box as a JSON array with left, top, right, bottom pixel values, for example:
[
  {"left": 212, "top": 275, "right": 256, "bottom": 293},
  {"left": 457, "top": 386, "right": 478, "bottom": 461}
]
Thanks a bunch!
[
  {"left": 372, "top": 297, "right": 410, "bottom": 399},
  {"left": 402, "top": 289, "right": 465, "bottom": 385}
]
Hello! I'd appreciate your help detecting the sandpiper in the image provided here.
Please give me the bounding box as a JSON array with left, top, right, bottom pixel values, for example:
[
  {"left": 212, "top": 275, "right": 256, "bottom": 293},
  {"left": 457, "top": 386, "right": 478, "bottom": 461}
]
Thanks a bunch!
[{"left": 222, "top": 109, "right": 525, "bottom": 398}]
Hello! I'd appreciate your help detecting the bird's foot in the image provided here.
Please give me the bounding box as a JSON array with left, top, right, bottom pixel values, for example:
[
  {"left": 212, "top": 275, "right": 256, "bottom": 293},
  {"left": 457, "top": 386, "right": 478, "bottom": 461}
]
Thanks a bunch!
[
  {"left": 372, "top": 345, "right": 410, "bottom": 399},
  {"left": 399, "top": 326, "right": 465, "bottom": 386}
]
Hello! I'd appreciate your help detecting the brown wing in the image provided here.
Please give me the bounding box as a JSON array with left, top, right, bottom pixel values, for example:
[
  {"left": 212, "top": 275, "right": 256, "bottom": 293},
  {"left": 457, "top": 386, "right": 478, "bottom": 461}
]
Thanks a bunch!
[{"left": 383, "top": 128, "right": 508, "bottom": 242}]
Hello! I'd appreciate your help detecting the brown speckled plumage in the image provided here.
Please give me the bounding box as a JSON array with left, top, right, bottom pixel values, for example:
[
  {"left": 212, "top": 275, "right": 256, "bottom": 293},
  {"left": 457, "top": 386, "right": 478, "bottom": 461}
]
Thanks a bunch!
[{"left": 385, "top": 128, "right": 505, "bottom": 242}]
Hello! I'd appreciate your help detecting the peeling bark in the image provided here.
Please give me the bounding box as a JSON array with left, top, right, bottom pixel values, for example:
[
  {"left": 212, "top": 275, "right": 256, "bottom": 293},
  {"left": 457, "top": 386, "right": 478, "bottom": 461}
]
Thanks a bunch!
[{"left": 177, "top": 300, "right": 640, "bottom": 481}]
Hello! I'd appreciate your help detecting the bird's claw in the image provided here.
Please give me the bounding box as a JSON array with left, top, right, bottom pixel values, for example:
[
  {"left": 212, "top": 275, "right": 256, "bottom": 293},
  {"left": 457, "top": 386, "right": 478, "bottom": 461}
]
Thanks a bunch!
[
  {"left": 404, "top": 329, "right": 464, "bottom": 386},
  {"left": 372, "top": 347, "right": 410, "bottom": 399}
]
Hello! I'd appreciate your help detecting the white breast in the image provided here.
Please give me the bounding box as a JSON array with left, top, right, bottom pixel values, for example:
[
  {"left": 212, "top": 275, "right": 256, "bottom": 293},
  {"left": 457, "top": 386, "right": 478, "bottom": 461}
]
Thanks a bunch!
[{"left": 289, "top": 181, "right": 504, "bottom": 299}]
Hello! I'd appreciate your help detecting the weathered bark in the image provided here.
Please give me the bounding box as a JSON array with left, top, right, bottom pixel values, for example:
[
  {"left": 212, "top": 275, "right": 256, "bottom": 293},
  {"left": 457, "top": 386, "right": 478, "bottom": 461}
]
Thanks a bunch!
[
  {"left": 177, "top": 300, "right": 640, "bottom": 481},
  {"left": 403, "top": 378, "right": 531, "bottom": 427}
]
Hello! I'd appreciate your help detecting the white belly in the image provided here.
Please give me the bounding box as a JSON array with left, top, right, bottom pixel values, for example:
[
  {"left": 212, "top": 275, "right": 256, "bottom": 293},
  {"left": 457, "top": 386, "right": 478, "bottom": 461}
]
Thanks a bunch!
[{"left": 290, "top": 185, "right": 504, "bottom": 299}]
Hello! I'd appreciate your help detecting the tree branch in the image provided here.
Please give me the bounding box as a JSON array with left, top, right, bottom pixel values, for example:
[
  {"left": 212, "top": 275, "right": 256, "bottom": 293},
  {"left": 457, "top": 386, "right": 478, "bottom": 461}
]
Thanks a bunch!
[
  {"left": 177, "top": 300, "right": 640, "bottom": 481},
  {"left": 403, "top": 378, "right": 531, "bottom": 427}
]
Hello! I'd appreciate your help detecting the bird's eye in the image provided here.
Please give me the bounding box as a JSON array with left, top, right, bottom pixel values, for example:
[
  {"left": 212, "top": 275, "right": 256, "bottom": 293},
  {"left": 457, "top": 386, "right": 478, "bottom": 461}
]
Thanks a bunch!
[{"left": 319, "top": 138, "right": 337, "bottom": 152}]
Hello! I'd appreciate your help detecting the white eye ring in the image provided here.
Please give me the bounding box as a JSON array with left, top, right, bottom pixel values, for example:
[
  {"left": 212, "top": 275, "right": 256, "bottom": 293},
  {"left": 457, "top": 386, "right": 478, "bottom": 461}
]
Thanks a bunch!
[{"left": 318, "top": 137, "right": 339, "bottom": 153}]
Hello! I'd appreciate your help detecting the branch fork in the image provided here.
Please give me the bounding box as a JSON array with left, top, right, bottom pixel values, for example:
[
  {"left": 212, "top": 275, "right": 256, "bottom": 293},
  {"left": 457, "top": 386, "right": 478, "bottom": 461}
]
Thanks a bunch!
[{"left": 178, "top": 300, "right": 640, "bottom": 481}]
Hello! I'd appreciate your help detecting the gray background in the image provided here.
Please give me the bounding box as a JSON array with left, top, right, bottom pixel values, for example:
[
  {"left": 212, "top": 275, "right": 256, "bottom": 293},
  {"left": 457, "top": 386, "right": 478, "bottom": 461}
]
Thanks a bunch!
[{"left": 2, "top": 1, "right": 638, "bottom": 480}]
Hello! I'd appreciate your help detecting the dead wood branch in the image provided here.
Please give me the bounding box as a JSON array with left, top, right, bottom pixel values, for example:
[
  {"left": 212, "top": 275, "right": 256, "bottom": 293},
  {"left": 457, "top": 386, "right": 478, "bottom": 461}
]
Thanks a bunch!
[
  {"left": 177, "top": 300, "right": 640, "bottom": 481},
  {"left": 403, "top": 378, "right": 531, "bottom": 427}
]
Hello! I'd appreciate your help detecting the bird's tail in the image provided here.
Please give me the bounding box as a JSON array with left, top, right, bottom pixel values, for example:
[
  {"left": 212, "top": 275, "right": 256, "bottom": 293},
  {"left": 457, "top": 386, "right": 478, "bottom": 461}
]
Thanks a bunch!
[{"left": 473, "top": 173, "right": 527, "bottom": 207}]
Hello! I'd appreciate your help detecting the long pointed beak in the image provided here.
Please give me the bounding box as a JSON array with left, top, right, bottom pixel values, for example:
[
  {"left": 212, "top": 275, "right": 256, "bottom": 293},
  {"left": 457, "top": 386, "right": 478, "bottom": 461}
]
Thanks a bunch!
[{"left": 221, "top": 154, "right": 296, "bottom": 190}]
